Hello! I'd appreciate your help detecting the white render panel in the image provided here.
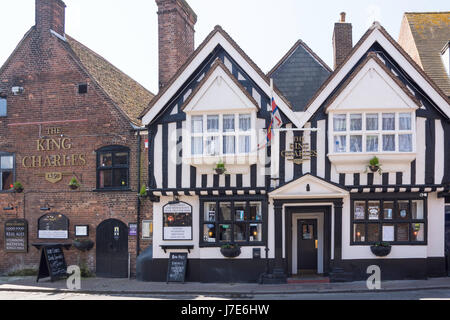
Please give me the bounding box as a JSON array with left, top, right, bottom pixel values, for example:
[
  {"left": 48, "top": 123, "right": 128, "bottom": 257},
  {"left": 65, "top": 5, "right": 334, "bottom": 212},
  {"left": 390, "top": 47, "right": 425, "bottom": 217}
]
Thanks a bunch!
[
  {"left": 302, "top": 122, "right": 311, "bottom": 174},
  {"left": 181, "top": 121, "right": 191, "bottom": 189},
  {"left": 317, "top": 120, "right": 326, "bottom": 179},
  {"left": 168, "top": 122, "right": 178, "bottom": 188},
  {"left": 154, "top": 124, "right": 163, "bottom": 189},
  {"left": 416, "top": 117, "right": 427, "bottom": 185},
  {"left": 427, "top": 193, "right": 445, "bottom": 257},
  {"left": 285, "top": 125, "right": 294, "bottom": 183},
  {"left": 435, "top": 119, "right": 445, "bottom": 184}
]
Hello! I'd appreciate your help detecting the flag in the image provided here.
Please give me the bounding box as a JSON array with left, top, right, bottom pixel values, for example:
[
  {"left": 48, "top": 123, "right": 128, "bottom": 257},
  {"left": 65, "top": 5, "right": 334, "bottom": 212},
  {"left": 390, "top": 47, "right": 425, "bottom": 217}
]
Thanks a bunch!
[{"left": 258, "top": 97, "right": 283, "bottom": 149}]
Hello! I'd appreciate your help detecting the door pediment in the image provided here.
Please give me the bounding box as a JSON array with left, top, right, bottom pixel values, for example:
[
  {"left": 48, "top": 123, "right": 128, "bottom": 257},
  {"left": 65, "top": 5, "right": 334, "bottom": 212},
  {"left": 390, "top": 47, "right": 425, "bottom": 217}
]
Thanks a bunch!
[{"left": 269, "top": 174, "right": 348, "bottom": 199}]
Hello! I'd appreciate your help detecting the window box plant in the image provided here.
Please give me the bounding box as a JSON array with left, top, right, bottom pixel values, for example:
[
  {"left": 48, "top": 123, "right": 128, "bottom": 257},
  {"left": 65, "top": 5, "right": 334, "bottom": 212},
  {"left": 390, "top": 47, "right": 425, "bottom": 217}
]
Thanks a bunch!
[
  {"left": 12, "top": 182, "right": 24, "bottom": 193},
  {"left": 367, "top": 156, "right": 382, "bottom": 174},
  {"left": 370, "top": 241, "right": 391, "bottom": 257},
  {"left": 73, "top": 239, "right": 94, "bottom": 252},
  {"left": 220, "top": 243, "right": 241, "bottom": 258},
  {"left": 69, "top": 177, "right": 80, "bottom": 190},
  {"left": 214, "top": 160, "right": 226, "bottom": 175}
]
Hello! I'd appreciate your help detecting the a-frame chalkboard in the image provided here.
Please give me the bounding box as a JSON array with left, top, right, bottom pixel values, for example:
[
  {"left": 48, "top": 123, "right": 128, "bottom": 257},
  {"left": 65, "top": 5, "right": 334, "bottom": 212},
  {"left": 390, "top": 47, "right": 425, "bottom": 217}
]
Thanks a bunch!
[
  {"left": 36, "top": 245, "right": 68, "bottom": 282},
  {"left": 166, "top": 252, "right": 188, "bottom": 283}
]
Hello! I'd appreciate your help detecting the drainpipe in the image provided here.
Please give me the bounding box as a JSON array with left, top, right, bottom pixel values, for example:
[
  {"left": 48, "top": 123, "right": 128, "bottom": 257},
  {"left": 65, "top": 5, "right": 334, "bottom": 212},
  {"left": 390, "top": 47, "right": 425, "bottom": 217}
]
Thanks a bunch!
[{"left": 136, "top": 131, "right": 142, "bottom": 257}]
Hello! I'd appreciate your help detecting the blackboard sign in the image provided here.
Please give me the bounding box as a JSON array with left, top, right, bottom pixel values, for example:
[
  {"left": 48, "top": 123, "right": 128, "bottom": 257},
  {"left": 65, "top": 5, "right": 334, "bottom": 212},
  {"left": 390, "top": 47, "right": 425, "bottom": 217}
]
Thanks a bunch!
[
  {"left": 166, "top": 252, "right": 188, "bottom": 283},
  {"left": 5, "top": 219, "right": 28, "bottom": 253},
  {"left": 36, "top": 245, "right": 68, "bottom": 282},
  {"left": 38, "top": 213, "right": 69, "bottom": 239}
]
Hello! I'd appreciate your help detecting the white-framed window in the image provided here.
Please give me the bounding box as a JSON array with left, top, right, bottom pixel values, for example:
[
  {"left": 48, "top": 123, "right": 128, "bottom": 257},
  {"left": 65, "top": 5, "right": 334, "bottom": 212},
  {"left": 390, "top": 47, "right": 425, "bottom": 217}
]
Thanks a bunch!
[
  {"left": 188, "top": 113, "right": 254, "bottom": 157},
  {"left": 331, "top": 111, "right": 415, "bottom": 154},
  {"left": 0, "top": 97, "right": 6, "bottom": 117}
]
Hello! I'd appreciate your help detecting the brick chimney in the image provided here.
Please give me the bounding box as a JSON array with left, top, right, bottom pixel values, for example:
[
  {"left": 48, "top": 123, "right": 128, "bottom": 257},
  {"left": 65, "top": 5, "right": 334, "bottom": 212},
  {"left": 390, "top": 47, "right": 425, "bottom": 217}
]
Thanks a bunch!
[
  {"left": 156, "top": 0, "right": 197, "bottom": 89},
  {"left": 35, "top": 0, "right": 66, "bottom": 36},
  {"left": 332, "top": 12, "right": 353, "bottom": 69}
]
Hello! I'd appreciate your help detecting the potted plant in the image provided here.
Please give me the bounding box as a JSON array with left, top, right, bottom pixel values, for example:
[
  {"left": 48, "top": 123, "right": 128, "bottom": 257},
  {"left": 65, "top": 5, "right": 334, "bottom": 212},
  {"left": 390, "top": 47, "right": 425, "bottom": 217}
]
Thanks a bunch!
[
  {"left": 220, "top": 243, "right": 241, "bottom": 258},
  {"left": 366, "top": 156, "right": 382, "bottom": 174},
  {"left": 69, "top": 177, "right": 80, "bottom": 190},
  {"left": 73, "top": 238, "right": 94, "bottom": 252},
  {"left": 139, "top": 184, "right": 148, "bottom": 198},
  {"left": 12, "top": 182, "right": 24, "bottom": 193},
  {"left": 214, "top": 160, "right": 226, "bottom": 175},
  {"left": 370, "top": 241, "right": 391, "bottom": 257}
]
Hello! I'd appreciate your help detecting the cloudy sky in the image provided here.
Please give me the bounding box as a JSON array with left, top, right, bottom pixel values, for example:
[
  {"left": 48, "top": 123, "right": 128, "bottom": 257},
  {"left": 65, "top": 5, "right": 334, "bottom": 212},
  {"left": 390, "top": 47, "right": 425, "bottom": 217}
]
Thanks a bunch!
[{"left": 0, "top": 0, "right": 448, "bottom": 94}]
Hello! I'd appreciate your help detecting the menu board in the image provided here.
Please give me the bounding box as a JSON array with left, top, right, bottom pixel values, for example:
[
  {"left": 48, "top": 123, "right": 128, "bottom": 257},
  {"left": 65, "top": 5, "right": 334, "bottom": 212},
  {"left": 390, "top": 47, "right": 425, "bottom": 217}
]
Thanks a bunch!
[
  {"left": 163, "top": 202, "right": 192, "bottom": 240},
  {"left": 38, "top": 213, "right": 69, "bottom": 239},
  {"left": 4, "top": 219, "right": 28, "bottom": 253},
  {"left": 166, "top": 252, "right": 188, "bottom": 283},
  {"left": 37, "top": 245, "right": 68, "bottom": 282}
]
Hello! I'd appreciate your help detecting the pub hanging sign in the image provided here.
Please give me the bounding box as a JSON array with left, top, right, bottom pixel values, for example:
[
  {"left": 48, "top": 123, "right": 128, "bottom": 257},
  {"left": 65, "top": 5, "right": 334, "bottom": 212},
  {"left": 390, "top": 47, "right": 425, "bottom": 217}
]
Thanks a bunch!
[{"left": 281, "top": 136, "right": 317, "bottom": 164}]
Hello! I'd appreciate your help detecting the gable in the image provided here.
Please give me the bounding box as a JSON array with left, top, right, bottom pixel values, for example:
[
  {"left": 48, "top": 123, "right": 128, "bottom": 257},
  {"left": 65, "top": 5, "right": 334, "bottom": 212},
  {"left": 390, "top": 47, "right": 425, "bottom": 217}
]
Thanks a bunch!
[
  {"left": 183, "top": 60, "right": 259, "bottom": 113},
  {"left": 327, "top": 55, "right": 419, "bottom": 112},
  {"left": 269, "top": 174, "right": 348, "bottom": 199},
  {"left": 302, "top": 23, "right": 450, "bottom": 127},
  {"left": 269, "top": 40, "right": 331, "bottom": 112},
  {"left": 141, "top": 26, "right": 302, "bottom": 128}
]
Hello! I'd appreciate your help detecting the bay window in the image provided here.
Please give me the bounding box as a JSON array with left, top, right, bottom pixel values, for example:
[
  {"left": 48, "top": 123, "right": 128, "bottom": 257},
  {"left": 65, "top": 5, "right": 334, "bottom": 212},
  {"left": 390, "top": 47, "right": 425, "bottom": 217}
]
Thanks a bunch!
[
  {"left": 351, "top": 196, "right": 426, "bottom": 245},
  {"left": 331, "top": 111, "right": 414, "bottom": 154}
]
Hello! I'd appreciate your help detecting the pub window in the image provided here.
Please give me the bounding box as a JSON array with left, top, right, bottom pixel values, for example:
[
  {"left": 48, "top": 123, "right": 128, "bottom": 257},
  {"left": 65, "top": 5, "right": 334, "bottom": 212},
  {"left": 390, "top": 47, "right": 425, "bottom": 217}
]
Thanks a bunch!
[
  {"left": 0, "top": 153, "right": 14, "bottom": 191},
  {"left": 201, "top": 199, "right": 264, "bottom": 246},
  {"left": 0, "top": 97, "right": 6, "bottom": 117},
  {"left": 96, "top": 145, "right": 129, "bottom": 190},
  {"left": 351, "top": 197, "right": 426, "bottom": 245}
]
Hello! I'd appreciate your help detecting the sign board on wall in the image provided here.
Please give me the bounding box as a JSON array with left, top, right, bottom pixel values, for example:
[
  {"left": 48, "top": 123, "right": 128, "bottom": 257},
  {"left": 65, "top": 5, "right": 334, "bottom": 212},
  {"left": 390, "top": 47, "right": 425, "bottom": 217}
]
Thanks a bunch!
[
  {"left": 5, "top": 219, "right": 28, "bottom": 253},
  {"left": 38, "top": 213, "right": 69, "bottom": 239},
  {"left": 163, "top": 202, "right": 192, "bottom": 240}
]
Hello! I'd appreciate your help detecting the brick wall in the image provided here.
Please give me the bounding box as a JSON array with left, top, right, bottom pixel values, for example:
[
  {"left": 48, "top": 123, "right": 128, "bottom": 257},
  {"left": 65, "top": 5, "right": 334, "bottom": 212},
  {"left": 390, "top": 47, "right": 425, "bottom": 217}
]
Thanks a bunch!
[{"left": 0, "top": 10, "right": 152, "bottom": 276}]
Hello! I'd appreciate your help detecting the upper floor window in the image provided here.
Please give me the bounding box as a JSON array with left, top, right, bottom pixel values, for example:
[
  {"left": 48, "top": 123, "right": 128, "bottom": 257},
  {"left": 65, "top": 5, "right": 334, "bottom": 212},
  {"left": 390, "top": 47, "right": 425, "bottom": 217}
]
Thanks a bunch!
[
  {"left": 0, "top": 97, "right": 7, "bottom": 117},
  {"left": 0, "top": 153, "right": 14, "bottom": 191},
  {"left": 96, "top": 146, "right": 129, "bottom": 190},
  {"left": 190, "top": 113, "right": 253, "bottom": 157},
  {"left": 332, "top": 112, "right": 414, "bottom": 154}
]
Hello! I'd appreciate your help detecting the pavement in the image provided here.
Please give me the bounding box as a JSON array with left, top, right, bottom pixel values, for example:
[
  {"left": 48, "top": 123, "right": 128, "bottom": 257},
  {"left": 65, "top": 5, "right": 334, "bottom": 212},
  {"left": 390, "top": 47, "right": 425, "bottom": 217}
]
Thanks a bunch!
[{"left": 1, "top": 276, "right": 450, "bottom": 297}]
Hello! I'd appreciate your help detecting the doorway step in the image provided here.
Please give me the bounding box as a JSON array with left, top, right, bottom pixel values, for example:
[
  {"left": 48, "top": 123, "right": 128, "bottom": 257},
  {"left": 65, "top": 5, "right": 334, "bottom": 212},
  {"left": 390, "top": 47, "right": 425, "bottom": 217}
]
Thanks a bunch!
[{"left": 287, "top": 273, "right": 330, "bottom": 284}]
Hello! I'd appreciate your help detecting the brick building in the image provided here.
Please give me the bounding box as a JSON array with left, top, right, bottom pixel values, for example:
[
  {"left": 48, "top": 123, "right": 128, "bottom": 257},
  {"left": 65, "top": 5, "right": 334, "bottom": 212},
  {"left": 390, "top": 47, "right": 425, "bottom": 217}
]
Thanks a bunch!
[{"left": 0, "top": 0, "right": 154, "bottom": 277}]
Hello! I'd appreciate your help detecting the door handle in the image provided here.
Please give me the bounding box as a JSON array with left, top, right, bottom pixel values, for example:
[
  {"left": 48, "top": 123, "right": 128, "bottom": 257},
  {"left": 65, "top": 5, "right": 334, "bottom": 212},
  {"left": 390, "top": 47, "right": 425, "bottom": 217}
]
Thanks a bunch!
[{"left": 315, "top": 239, "right": 318, "bottom": 249}]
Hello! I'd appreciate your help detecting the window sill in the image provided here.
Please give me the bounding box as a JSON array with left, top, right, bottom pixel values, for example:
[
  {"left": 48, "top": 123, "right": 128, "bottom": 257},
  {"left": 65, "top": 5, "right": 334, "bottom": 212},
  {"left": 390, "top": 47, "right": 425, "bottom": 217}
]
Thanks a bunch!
[
  {"left": 185, "top": 154, "right": 258, "bottom": 174},
  {"left": 328, "top": 152, "right": 416, "bottom": 173},
  {"left": 199, "top": 242, "right": 265, "bottom": 248}
]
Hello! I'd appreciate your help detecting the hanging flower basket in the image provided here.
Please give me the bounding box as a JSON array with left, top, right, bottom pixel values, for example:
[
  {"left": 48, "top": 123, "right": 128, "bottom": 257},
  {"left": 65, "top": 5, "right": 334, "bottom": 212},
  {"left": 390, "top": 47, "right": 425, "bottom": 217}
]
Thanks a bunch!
[
  {"left": 220, "top": 244, "right": 241, "bottom": 258},
  {"left": 370, "top": 242, "right": 391, "bottom": 257},
  {"left": 13, "top": 182, "right": 24, "bottom": 193},
  {"left": 369, "top": 165, "right": 380, "bottom": 173},
  {"left": 214, "top": 160, "right": 226, "bottom": 175},
  {"left": 73, "top": 239, "right": 94, "bottom": 252},
  {"left": 69, "top": 177, "right": 80, "bottom": 190}
]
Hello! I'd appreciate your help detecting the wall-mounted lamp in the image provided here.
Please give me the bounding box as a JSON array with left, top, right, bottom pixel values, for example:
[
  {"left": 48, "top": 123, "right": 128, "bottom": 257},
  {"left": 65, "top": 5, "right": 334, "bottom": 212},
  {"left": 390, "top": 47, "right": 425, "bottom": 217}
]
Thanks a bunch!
[
  {"left": 306, "top": 184, "right": 311, "bottom": 192},
  {"left": 40, "top": 203, "right": 52, "bottom": 211},
  {"left": 3, "top": 203, "right": 16, "bottom": 211}
]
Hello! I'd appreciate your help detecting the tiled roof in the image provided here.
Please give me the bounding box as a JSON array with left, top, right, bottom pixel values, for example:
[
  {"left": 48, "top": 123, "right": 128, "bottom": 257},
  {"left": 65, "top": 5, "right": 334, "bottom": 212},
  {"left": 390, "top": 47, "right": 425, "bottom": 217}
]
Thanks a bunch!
[
  {"left": 66, "top": 35, "right": 154, "bottom": 126},
  {"left": 268, "top": 40, "right": 332, "bottom": 112},
  {"left": 403, "top": 12, "right": 450, "bottom": 96}
]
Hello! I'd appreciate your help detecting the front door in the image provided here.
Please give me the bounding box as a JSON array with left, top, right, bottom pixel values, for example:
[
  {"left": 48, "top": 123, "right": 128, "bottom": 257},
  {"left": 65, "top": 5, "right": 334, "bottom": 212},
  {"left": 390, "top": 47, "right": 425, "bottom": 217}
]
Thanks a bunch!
[
  {"left": 297, "top": 219, "right": 318, "bottom": 272},
  {"left": 96, "top": 219, "right": 128, "bottom": 278}
]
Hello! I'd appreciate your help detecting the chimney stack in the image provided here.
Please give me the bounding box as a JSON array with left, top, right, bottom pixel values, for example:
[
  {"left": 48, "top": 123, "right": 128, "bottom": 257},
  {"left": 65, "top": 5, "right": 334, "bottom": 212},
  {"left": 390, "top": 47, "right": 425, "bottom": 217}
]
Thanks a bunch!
[
  {"left": 332, "top": 12, "right": 353, "bottom": 69},
  {"left": 156, "top": 0, "right": 197, "bottom": 89},
  {"left": 35, "top": 0, "right": 66, "bottom": 36}
]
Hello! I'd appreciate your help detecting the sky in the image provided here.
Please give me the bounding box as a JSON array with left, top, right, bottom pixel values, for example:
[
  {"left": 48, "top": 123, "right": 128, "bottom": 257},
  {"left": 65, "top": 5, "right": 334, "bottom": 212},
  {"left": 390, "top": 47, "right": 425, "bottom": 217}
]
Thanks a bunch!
[{"left": 0, "top": 0, "right": 448, "bottom": 95}]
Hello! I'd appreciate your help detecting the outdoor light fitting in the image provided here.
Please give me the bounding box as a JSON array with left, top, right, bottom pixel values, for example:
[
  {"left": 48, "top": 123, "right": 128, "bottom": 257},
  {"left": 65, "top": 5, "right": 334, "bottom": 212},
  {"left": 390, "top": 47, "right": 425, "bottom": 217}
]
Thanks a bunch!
[{"left": 40, "top": 203, "right": 52, "bottom": 211}]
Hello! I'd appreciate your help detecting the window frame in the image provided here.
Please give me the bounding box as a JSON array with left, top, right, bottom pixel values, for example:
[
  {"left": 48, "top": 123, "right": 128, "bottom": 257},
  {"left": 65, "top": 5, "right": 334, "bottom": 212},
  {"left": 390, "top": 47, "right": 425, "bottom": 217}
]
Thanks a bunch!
[
  {"left": 330, "top": 111, "right": 416, "bottom": 155},
  {"left": 0, "top": 96, "right": 7, "bottom": 117},
  {"left": 0, "top": 152, "right": 15, "bottom": 192},
  {"left": 199, "top": 196, "right": 267, "bottom": 247},
  {"left": 96, "top": 145, "right": 130, "bottom": 191},
  {"left": 350, "top": 194, "right": 427, "bottom": 246}
]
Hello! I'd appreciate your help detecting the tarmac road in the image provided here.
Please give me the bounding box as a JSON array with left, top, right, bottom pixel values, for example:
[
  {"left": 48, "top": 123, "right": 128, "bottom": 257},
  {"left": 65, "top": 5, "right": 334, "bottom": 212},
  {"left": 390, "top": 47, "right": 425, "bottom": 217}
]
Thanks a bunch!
[{"left": 1, "top": 288, "right": 450, "bottom": 300}]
